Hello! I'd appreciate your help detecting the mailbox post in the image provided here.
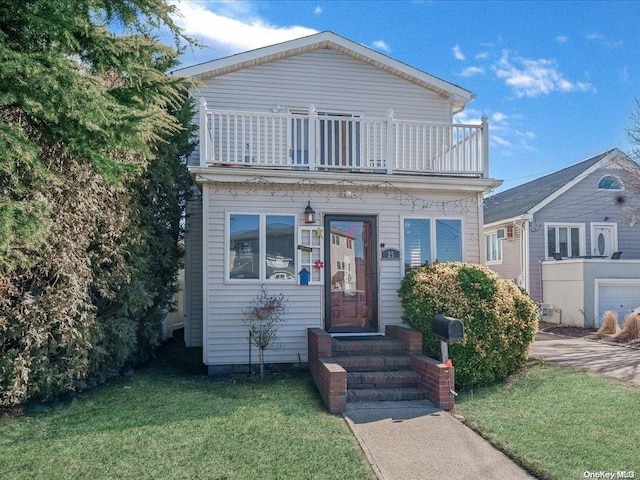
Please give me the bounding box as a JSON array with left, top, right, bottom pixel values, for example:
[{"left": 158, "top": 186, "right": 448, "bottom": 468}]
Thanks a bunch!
[{"left": 432, "top": 314, "right": 465, "bottom": 363}]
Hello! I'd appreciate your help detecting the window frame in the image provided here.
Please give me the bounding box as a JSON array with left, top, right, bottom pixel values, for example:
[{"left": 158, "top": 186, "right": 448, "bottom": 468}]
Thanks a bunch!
[
  {"left": 225, "top": 212, "right": 297, "bottom": 283},
  {"left": 544, "top": 222, "right": 586, "bottom": 259},
  {"left": 597, "top": 175, "right": 622, "bottom": 191},
  {"left": 400, "top": 216, "right": 464, "bottom": 276},
  {"left": 485, "top": 231, "right": 503, "bottom": 264}
]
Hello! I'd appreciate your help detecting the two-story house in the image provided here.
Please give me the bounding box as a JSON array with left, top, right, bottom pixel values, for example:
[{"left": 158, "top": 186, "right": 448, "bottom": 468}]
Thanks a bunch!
[
  {"left": 177, "top": 31, "right": 499, "bottom": 374},
  {"left": 484, "top": 148, "right": 640, "bottom": 328}
]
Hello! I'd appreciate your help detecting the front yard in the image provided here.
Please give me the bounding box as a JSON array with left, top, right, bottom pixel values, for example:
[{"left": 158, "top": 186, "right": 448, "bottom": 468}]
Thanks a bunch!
[
  {"left": 455, "top": 362, "right": 640, "bottom": 479},
  {"left": 0, "top": 338, "right": 374, "bottom": 480}
]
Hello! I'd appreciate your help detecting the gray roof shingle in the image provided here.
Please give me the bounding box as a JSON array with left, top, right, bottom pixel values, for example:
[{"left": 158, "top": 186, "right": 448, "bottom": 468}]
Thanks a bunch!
[{"left": 484, "top": 149, "right": 615, "bottom": 224}]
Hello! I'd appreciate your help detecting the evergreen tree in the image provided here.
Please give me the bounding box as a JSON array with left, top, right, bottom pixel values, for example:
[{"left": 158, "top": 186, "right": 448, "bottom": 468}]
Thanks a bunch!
[{"left": 0, "top": 0, "right": 196, "bottom": 406}]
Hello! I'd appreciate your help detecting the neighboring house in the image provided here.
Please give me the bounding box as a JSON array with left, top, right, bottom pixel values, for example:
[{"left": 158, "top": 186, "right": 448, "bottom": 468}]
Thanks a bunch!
[
  {"left": 484, "top": 148, "right": 640, "bottom": 328},
  {"left": 177, "top": 31, "right": 499, "bottom": 374}
]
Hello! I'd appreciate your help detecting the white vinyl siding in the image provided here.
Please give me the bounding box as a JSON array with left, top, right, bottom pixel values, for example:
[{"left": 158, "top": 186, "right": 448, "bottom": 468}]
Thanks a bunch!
[
  {"left": 191, "top": 46, "right": 486, "bottom": 366},
  {"left": 184, "top": 198, "right": 203, "bottom": 347},
  {"left": 193, "top": 49, "right": 451, "bottom": 127},
  {"left": 204, "top": 183, "right": 481, "bottom": 366}
]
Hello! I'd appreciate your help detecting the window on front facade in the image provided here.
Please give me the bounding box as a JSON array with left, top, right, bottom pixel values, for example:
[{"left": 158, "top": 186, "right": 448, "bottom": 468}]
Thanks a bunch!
[
  {"left": 547, "top": 224, "right": 583, "bottom": 258},
  {"left": 597, "top": 175, "right": 622, "bottom": 190},
  {"left": 485, "top": 232, "right": 502, "bottom": 262},
  {"left": 228, "top": 213, "right": 296, "bottom": 281},
  {"left": 265, "top": 215, "right": 296, "bottom": 280},
  {"left": 403, "top": 218, "right": 463, "bottom": 272}
]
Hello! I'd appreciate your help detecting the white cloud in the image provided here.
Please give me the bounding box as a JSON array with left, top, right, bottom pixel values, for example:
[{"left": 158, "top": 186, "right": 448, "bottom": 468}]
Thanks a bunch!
[
  {"left": 452, "top": 45, "right": 465, "bottom": 61},
  {"left": 453, "top": 108, "right": 482, "bottom": 125},
  {"left": 620, "top": 66, "right": 630, "bottom": 83},
  {"left": 314, "top": 5, "right": 322, "bottom": 15},
  {"left": 491, "top": 134, "right": 511, "bottom": 147},
  {"left": 475, "top": 52, "right": 489, "bottom": 60},
  {"left": 587, "top": 31, "right": 623, "bottom": 47},
  {"left": 171, "top": 1, "right": 317, "bottom": 56},
  {"left": 372, "top": 40, "right": 391, "bottom": 53},
  {"left": 460, "top": 66, "right": 484, "bottom": 77},
  {"left": 491, "top": 112, "right": 508, "bottom": 123},
  {"left": 493, "top": 50, "right": 594, "bottom": 97},
  {"left": 555, "top": 35, "right": 568, "bottom": 44}
]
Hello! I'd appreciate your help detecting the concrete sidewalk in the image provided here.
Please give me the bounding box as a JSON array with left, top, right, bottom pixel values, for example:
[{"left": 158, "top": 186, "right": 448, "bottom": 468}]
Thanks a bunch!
[
  {"left": 343, "top": 334, "right": 639, "bottom": 480},
  {"left": 530, "top": 331, "right": 640, "bottom": 385},
  {"left": 344, "top": 401, "right": 535, "bottom": 480}
]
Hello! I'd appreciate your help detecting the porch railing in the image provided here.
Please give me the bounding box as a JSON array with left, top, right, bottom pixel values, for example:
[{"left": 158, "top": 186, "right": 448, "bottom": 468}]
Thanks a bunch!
[{"left": 198, "top": 100, "right": 488, "bottom": 177}]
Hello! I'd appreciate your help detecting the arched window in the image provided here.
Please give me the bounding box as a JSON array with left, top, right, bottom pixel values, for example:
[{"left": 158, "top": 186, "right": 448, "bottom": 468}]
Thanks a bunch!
[{"left": 597, "top": 175, "right": 622, "bottom": 190}]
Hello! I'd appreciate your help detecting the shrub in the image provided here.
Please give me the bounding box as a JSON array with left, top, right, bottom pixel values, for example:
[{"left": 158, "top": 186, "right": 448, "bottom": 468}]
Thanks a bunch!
[
  {"left": 597, "top": 311, "right": 620, "bottom": 335},
  {"left": 398, "top": 262, "right": 539, "bottom": 388},
  {"left": 615, "top": 312, "right": 640, "bottom": 340}
]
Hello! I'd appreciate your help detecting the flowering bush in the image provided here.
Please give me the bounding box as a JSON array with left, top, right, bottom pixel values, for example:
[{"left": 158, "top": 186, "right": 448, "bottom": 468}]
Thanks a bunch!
[{"left": 398, "top": 262, "right": 539, "bottom": 388}]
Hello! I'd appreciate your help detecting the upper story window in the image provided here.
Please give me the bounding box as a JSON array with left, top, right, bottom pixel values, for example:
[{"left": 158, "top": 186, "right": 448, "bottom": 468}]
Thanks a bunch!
[
  {"left": 402, "top": 218, "right": 463, "bottom": 273},
  {"left": 546, "top": 223, "right": 585, "bottom": 259},
  {"left": 485, "top": 232, "right": 502, "bottom": 263},
  {"left": 597, "top": 175, "right": 622, "bottom": 190},
  {"left": 228, "top": 213, "right": 296, "bottom": 281}
]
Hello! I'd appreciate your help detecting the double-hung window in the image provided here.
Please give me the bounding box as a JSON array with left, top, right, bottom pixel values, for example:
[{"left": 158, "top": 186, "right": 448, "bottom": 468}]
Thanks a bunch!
[
  {"left": 546, "top": 223, "right": 585, "bottom": 259},
  {"left": 485, "top": 232, "right": 502, "bottom": 263},
  {"left": 402, "top": 218, "right": 463, "bottom": 273},
  {"left": 228, "top": 213, "right": 296, "bottom": 281}
]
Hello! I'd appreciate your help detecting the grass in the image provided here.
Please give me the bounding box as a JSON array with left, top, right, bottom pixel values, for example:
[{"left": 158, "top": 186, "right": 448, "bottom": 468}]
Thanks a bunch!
[
  {"left": 455, "top": 361, "right": 640, "bottom": 479},
  {"left": 0, "top": 335, "right": 375, "bottom": 480}
]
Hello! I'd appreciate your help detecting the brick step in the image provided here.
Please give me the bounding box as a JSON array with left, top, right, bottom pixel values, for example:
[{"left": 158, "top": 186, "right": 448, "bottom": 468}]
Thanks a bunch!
[
  {"left": 347, "top": 370, "right": 420, "bottom": 389},
  {"left": 331, "top": 338, "right": 405, "bottom": 357},
  {"left": 347, "top": 387, "right": 428, "bottom": 403},
  {"left": 335, "top": 355, "right": 412, "bottom": 372}
]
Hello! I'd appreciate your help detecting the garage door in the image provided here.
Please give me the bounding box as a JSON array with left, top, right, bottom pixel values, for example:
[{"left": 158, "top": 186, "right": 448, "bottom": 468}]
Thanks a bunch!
[{"left": 595, "top": 280, "right": 640, "bottom": 327}]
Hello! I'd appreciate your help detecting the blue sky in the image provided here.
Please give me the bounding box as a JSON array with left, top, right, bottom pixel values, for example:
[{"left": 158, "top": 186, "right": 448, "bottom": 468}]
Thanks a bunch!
[{"left": 170, "top": 0, "right": 640, "bottom": 191}]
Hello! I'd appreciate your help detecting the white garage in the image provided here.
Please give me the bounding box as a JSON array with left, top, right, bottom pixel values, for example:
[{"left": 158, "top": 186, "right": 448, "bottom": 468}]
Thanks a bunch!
[{"left": 595, "top": 279, "right": 640, "bottom": 327}]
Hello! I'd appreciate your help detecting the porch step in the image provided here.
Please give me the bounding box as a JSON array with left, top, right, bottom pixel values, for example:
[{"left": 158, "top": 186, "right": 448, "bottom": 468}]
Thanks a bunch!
[
  {"left": 347, "top": 387, "right": 428, "bottom": 403},
  {"left": 336, "top": 355, "right": 413, "bottom": 372},
  {"left": 329, "top": 334, "right": 429, "bottom": 406},
  {"left": 331, "top": 337, "right": 405, "bottom": 356},
  {"left": 346, "top": 370, "right": 420, "bottom": 389}
]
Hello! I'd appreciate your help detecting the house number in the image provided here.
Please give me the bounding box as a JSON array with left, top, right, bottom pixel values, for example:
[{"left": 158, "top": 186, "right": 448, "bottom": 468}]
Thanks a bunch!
[{"left": 381, "top": 248, "right": 400, "bottom": 260}]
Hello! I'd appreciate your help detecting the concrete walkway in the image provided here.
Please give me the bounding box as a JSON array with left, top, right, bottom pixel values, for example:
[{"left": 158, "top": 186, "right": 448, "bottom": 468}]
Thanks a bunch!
[
  {"left": 529, "top": 331, "right": 640, "bottom": 385},
  {"left": 343, "top": 333, "right": 639, "bottom": 480},
  {"left": 344, "top": 401, "right": 535, "bottom": 480}
]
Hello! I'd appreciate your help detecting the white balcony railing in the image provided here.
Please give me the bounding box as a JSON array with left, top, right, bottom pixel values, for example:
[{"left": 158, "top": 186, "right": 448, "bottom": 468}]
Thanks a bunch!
[{"left": 198, "top": 100, "right": 488, "bottom": 177}]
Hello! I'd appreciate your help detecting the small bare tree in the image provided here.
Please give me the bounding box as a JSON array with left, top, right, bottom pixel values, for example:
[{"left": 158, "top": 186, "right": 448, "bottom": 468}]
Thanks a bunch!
[{"left": 242, "top": 286, "right": 287, "bottom": 378}]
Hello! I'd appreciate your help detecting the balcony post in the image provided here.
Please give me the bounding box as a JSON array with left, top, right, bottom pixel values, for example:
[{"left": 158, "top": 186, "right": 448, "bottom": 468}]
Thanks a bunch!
[
  {"left": 308, "top": 104, "right": 317, "bottom": 171},
  {"left": 481, "top": 115, "right": 489, "bottom": 178},
  {"left": 386, "top": 108, "right": 394, "bottom": 174},
  {"left": 199, "top": 97, "right": 208, "bottom": 167}
]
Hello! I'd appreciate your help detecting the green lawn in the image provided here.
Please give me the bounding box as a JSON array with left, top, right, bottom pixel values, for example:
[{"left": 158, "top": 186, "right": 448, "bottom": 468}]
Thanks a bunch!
[
  {"left": 0, "top": 338, "right": 375, "bottom": 480},
  {"left": 455, "top": 362, "right": 640, "bottom": 479}
]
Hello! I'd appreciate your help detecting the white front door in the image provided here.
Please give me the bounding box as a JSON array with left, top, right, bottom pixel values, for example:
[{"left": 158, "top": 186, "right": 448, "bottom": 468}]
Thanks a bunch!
[{"left": 591, "top": 223, "right": 617, "bottom": 258}]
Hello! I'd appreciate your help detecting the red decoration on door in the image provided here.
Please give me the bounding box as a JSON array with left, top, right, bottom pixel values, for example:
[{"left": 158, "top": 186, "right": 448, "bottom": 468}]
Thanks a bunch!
[{"left": 313, "top": 260, "right": 324, "bottom": 270}]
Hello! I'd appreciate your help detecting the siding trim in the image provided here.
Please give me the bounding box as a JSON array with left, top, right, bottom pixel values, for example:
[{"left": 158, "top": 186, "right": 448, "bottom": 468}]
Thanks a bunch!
[{"left": 202, "top": 185, "right": 210, "bottom": 362}]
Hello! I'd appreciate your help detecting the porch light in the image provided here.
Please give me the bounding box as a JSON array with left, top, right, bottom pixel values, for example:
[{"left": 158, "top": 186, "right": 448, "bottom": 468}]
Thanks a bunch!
[{"left": 304, "top": 201, "right": 316, "bottom": 224}]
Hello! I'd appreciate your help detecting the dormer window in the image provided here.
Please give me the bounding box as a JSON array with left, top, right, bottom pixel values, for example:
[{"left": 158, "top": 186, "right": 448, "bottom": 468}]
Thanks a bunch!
[{"left": 597, "top": 175, "right": 622, "bottom": 190}]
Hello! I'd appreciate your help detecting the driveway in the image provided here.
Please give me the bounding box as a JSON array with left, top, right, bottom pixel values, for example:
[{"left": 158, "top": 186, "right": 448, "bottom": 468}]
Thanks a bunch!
[{"left": 530, "top": 331, "right": 640, "bottom": 385}]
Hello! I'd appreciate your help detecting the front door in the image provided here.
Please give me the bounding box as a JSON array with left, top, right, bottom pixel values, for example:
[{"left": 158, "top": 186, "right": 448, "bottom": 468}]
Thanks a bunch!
[
  {"left": 591, "top": 223, "right": 616, "bottom": 258},
  {"left": 325, "top": 215, "right": 378, "bottom": 332}
]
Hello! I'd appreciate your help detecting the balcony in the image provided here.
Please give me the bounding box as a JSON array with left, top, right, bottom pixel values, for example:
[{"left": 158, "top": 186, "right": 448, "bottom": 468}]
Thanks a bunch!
[{"left": 197, "top": 100, "right": 489, "bottom": 177}]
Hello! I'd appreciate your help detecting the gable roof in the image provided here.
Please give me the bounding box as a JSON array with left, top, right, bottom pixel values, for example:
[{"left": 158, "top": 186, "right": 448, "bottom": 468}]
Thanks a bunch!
[
  {"left": 484, "top": 148, "right": 624, "bottom": 225},
  {"left": 172, "top": 31, "right": 474, "bottom": 113}
]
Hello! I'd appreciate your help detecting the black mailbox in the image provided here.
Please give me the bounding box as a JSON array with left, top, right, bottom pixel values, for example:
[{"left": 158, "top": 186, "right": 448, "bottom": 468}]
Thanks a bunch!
[{"left": 432, "top": 314, "right": 465, "bottom": 344}]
